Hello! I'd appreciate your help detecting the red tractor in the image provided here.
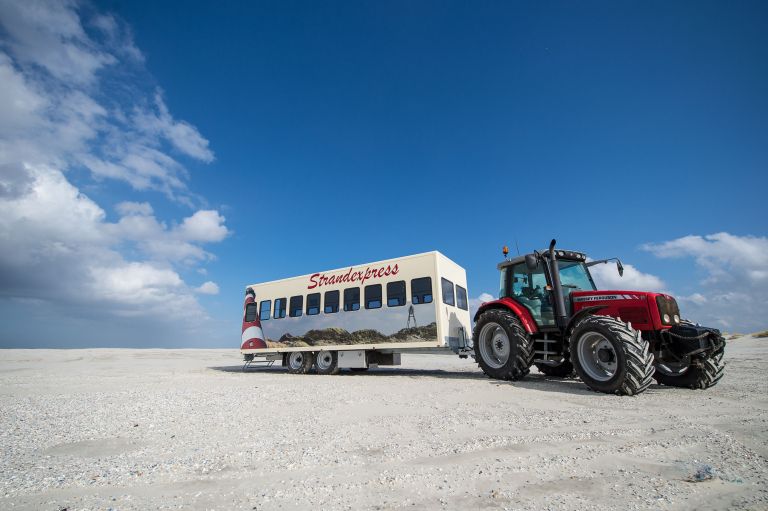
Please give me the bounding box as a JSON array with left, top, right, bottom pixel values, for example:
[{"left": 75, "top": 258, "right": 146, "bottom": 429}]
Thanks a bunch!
[{"left": 473, "top": 240, "right": 725, "bottom": 395}]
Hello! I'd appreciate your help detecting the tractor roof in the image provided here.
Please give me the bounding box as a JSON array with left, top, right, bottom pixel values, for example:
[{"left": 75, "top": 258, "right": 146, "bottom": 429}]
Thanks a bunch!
[{"left": 497, "top": 249, "right": 587, "bottom": 270}]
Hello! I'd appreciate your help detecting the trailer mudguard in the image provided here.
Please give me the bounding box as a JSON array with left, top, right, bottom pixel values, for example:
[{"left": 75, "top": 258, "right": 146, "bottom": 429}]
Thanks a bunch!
[{"left": 474, "top": 297, "right": 539, "bottom": 334}]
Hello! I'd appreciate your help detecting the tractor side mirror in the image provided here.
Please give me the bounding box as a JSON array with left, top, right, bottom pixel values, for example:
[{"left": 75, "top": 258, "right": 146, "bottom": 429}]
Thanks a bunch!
[
  {"left": 525, "top": 254, "right": 538, "bottom": 271},
  {"left": 617, "top": 260, "right": 624, "bottom": 277}
]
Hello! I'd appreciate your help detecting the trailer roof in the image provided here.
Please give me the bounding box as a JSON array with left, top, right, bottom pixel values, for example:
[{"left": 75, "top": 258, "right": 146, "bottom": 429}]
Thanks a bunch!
[{"left": 246, "top": 250, "right": 462, "bottom": 289}]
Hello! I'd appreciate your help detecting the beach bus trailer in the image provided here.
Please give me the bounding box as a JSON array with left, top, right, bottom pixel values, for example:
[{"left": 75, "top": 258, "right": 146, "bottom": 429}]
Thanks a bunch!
[{"left": 240, "top": 251, "right": 474, "bottom": 374}]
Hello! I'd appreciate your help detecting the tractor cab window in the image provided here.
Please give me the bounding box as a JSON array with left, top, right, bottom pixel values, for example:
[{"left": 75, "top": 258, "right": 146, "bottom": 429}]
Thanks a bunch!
[
  {"left": 558, "top": 261, "right": 597, "bottom": 292},
  {"left": 509, "top": 263, "right": 555, "bottom": 327}
]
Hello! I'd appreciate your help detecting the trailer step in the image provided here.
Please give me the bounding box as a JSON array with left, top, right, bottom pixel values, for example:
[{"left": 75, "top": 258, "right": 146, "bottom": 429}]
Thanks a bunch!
[{"left": 242, "top": 359, "right": 276, "bottom": 371}]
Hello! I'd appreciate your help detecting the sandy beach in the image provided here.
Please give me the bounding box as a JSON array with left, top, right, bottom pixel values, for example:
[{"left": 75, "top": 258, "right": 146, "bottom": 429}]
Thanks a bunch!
[{"left": 1, "top": 336, "right": 766, "bottom": 510}]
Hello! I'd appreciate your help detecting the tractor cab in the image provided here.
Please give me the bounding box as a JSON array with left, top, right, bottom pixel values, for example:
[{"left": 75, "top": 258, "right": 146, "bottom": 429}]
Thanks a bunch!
[{"left": 498, "top": 249, "right": 595, "bottom": 328}]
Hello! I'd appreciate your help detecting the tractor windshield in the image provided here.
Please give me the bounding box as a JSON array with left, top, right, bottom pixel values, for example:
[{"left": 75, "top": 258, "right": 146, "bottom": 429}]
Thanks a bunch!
[{"left": 558, "top": 260, "right": 597, "bottom": 291}]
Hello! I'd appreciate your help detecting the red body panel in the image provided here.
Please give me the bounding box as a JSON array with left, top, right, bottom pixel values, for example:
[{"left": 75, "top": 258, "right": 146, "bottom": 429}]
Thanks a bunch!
[
  {"left": 475, "top": 297, "right": 539, "bottom": 334},
  {"left": 570, "top": 290, "right": 672, "bottom": 331}
]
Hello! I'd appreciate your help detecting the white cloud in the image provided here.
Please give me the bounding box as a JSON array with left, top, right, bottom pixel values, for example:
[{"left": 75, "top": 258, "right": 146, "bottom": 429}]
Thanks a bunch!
[
  {"left": 643, "top": 233, "right": 768, "bottom": 332},
  {"left": 0, "top": 3, "right": 213, "bottom": 203},
  {"left": 0, "top": 164, "right": 218, "bottom": 322},
  {"left": 0, "top": 2, "right": 227, "bottom": 345},
  {"left": 177, "top": 210, "right": 229, "bottom": 242},
  {"left": 115, "top": 200, "right": 153, "bottom": 216},
  {"left": 0, "top": 0, "right": 116, "bottom": 85},
  {"left": 195, "top": 281, "right": 220, "bottom": 295},
  {"left": 132, "top": 91, "right": 214, "bottom": 163},
  {"left": 468, "top": 292, "right": 495, "bottom": 320},
  {"left": 588, "top": 260, "right": 666, "bottom": 292}
]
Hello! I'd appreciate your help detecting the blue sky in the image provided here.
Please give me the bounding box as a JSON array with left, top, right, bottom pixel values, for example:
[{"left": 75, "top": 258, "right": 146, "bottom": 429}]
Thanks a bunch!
[{"left": 0, "top": 1, "right": 766, "bottom": 347}]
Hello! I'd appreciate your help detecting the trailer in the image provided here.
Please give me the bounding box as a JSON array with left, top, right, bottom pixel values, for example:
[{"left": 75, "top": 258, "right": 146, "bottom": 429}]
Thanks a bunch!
[{"left": 241, "top": 251, "right": 473, "bottom": 373}]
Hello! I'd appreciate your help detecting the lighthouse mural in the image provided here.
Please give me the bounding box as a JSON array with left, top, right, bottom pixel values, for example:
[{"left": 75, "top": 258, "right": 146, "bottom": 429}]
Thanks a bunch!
[{"left": 241, "top": 288, "right": 267, "bottom": 350}]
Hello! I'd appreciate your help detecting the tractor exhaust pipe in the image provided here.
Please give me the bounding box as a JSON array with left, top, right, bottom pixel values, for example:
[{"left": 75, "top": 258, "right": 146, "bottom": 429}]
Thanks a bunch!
[{"left": 548, "top": 239, "right": 568, "bottom": 329}]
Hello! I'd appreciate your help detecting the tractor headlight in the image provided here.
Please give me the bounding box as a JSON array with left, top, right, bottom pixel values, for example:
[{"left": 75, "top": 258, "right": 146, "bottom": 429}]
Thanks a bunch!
[{"left": 656, "top": 295, "right": 681, "bottom": 326}]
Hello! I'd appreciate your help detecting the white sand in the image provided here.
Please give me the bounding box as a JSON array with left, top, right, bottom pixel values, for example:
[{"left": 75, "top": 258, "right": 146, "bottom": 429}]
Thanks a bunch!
[{"left": 1, "top": 336, "right": 766, "bottom": 510}]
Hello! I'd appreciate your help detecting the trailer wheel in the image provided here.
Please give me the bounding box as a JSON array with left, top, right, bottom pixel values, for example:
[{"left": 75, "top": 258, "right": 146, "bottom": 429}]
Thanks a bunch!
[
  {"left": 570, "top": 316, "right": 654, "bottom": 396},
  {"left": 535, "top": 360, "right": 574, "bottom": 377},
  {"left": 286, "top": 351, "right": 314, "bottom": 374},
  {"left": 654, "top": 344, "right": 725, "bottom": 389},
  {"left": 473, "top": 309, "right": 533, "bottom": 381},
  {"left": 315, "top": 350, "right": 340, "bottom": 375}
]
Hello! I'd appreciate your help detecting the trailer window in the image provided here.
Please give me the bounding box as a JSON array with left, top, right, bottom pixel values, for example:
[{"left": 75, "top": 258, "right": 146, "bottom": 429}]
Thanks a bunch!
[
  {"left": 245, "top": 302, "right": 259, "bottom": 322},
  {"left": 456, "top": 285, "right": 468, "bottom": 310},
  {"left": 387, "top": 281, "right": 406, "bottom": 307},
  {"left": 412, "top": 277, "right": 433, "bottom": 304},
  {"left": 289, "top": 295, "right": 303, "bottom": 317},
  {"left": 365, "top": 284, "right": 382, "bottom": 309},
  {"left": 274, "top": 298, "right": 286, "bottom": 319},
  {"left": 441, "top": 278, "right": 455, "bottom": 306},
  {"left": 343, "top": 287, "right": 360, "bottom": 311},
  {"left": 324, "top": 290, "right": 340, "bottom": 313},
  {"left": 259, "top": 300, "right": 271, "bottom": 320},
  {"left": 306, "top": 293, "right": 320, "bottom": 315}
]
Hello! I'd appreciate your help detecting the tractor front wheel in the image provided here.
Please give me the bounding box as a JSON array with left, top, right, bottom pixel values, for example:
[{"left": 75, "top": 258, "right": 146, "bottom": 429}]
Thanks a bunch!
[
  {"left": 570, "top": 316, "right": 654, "bottom": 396},
  {"left": 473, "top": 309, "right": 534, "bottom": 381},
  {"left": 654, "top": 345, "right": 725, "bottom": 389}
]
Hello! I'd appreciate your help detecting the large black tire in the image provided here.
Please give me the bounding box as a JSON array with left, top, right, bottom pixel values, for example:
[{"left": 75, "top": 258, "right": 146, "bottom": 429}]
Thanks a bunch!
[
  {"left": 570, "top": 315, "right": 654, "bottom": 396},
  {"left": 315, "top": 350, "right": 340, "bottom": 375},
  {"left": 654, "top": 345, "right": 725, "bottom": 389},
  {"left": 286, "top": 351, "right": 314, "bottom": 374},
  {"left": 535, "top": 360, "right": 574, "bottom": 377},
  {"left": 473, "top": 309, "right": 534, "bottom": 381}
]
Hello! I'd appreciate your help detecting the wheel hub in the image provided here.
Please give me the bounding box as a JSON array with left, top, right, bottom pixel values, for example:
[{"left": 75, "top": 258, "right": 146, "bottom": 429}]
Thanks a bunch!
[
  {"left": 316, "top": 351, "right": 333, "bottom": 371},
  {"left": 478, "top": 322, "right": 511, "bottom": 369},
  {"left": 597, "top": 347, "right": 615, "bottom": 364},
  {"left": 577, "top": 333, "right": 618, "bottom": 382},
  {"left": 288, "top": 352, "right": 304, "bottom": 370}
]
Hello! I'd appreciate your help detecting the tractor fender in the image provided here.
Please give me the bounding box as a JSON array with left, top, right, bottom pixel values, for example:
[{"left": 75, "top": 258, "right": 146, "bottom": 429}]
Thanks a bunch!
[
  {"left": 474, "top": 298, "right": 539, "bottom": 334},
  {"left": 565, "top": 305, "right": 608, "bottom": 335}
]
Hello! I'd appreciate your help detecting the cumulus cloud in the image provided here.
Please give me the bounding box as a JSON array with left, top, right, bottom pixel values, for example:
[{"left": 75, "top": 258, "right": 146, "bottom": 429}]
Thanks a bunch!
[
  {"left": 588, "top": 260, "right": 666, "bottom": 292},
  {"left": 468, "top": 292, "right": 495, "bottom": 320},
  {"left": 177, "top": 210, "right": 229, "bottom": 242},
  {"left": 643, "top": 233, "right": 768, "bottom": 331},
  {"left": 0, "top": 1, "right": 227, "bottom": 346},
  {"left": 195, "top": 281, "right": 220, "bottom": 295},
  {"left": 0, "top": 164, "right": 218, "bottom": 321}
]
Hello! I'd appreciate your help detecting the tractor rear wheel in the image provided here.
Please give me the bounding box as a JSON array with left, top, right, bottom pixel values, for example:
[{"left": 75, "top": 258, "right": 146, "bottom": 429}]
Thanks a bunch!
[
  {"left": 535, "top": 360, "right": 574, "bottom": 377},
  {"left": 570, "top": 315, "right": 654, "bottom": 396},
  {"left": 473, "top": 309, "right": 534, "bottom": 381},
  {"left": 653, "top": 345, "right": 725, "bottom": 389}
]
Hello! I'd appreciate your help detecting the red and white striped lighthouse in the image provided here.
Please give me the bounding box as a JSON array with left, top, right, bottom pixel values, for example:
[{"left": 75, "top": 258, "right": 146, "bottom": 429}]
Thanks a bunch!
[{"left": 241, "top": 288, "right": 267, "bottom": 350}]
